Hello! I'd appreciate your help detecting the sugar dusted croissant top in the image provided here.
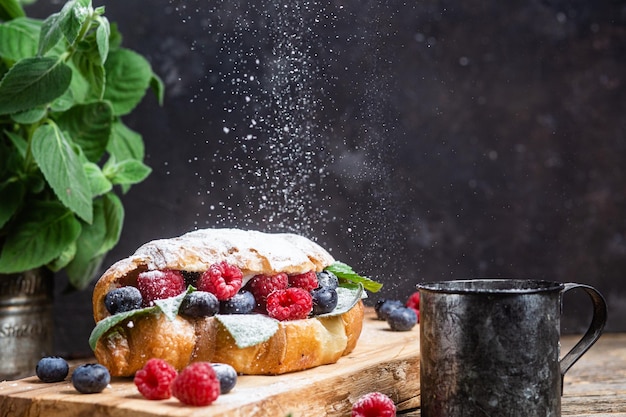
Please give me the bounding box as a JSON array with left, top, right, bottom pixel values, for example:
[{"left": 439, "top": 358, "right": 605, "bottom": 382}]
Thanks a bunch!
[{"left": 90, "top": 228, "right": 374, "bottom": 377}]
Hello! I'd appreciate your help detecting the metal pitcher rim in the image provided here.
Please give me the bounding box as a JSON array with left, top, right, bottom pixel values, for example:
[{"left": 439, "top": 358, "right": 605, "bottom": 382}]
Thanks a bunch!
[{"left": 416, "top": 278, "right": 565, "bottom": 294}]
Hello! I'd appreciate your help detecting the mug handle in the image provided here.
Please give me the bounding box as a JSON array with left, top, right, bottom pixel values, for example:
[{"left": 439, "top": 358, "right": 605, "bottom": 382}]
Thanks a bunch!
[{"left": 559, "top": 283, "right": 608, "bottom": 389}]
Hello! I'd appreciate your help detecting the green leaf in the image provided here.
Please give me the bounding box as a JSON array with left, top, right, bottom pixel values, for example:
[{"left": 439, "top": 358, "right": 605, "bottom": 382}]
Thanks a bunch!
[
  {"left": 97, "top": 191, "right": 123, "bottom": 255},
  {"left": 95, "top": 15, "right": 110, "bottom": 64},
  {"left": 0, "top": 0, "right": 25, "bottom": 21},
  {"left": 10, "top": 106, "right": 46, "bottom": 124},
  {"left": 84, "top": 161, "right": 112, "bottom": 196},
  {"left": 47, "top": 240, "right": 76, "bottom": 272},
  {"left": 88, "top": 287, "right": 193, "bottom": 351},
  {"left": 107, "top": 120, "right": 145, "bottom": 161},
  {"left": 215, "top": 314, "right": 279, "bottom": 349},
  {"left": 325, "top": 261, "right": 383, "bottom": 293},
  {"left": 72, "top": 47, "right": 105, "bottom": 100},
  {"left": 4, "top": 130, "right": 28, "bottom": 158},
  {"left": 56, "top": 101, "right": 113, "bottom": 162},
  {"left": 0, "top": 201, "right": 81, "bottom": 273},
  {"left": 89, "top": 305, "right": 158, "bottom": 350},
  {"left": 0, "top": 180, "right": 24, "bottom": 228},
  {"left": 105, "top": 158, "right": 151, "bottom": 187},
  {"left": 31, "top": 124, "right": 93, "bottom": 222},
  {"left": 50, "top": 85, "right": 75, "bottom": 112},
  {"left": 0, "top": 56, "right": 72, "bottom": 115},
  {"left": 66, "top": 253, "right": 103, "bottom": 289},
  {"left": 37, "top": 0, "right": 78, "bottom": 56},
  {"left": 0, "top": 17, "right": 41, "bottom": 61},
  {"left": 104, "top": 48, "right": 152, "bottom": 116},
  {"left": 150, "top": 72, "right": 165, "bottom": 106}
]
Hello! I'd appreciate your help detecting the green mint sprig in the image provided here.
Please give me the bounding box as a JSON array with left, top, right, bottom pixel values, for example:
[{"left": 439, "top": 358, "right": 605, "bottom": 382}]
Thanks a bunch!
[{"left": 325, "top": 261, "right": 383, "bottom": 293}]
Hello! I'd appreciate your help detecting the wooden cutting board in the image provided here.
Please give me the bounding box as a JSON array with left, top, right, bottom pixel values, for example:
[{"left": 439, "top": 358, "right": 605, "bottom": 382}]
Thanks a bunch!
[{"left": 0, "top": 308, "right": 420, "bottom": 417}]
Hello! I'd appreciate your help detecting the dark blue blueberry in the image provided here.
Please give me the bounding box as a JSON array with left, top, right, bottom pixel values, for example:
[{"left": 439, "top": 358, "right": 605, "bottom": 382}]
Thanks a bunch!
[
  {"left": 211, "top": 363, "right": 238, "bottom": 394},
  {"left": 180, "top": 291, "right": 219, "bottom": 317},
  {"left": 387, "top": 307, "right": 418, "bottom": 331},
  {"left": 71, "top": 363, "right": 110, "bottom": 394},
  {"left": 36, "top": 356, "right": 69, "bottom": 383},
  {"left": 104, "top": 286, "right": 142, "bottom": 315},
  {"left": 374, "top": 299, "right": 404, "bottom": 321},
  {"left": 311, "top": 287, "right": 338, "bottom": 315},
  {"left": 220, "top": 290, "right": 255, "bottom": 314},
  {"left": 316, "top": 270, "right": 339, "bottom": 290}
]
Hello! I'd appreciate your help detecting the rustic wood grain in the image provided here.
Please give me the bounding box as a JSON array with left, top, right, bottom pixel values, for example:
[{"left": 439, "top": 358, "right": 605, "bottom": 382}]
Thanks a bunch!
[{"left": 0, "top": 308, "right": 420, "bottom": 417}]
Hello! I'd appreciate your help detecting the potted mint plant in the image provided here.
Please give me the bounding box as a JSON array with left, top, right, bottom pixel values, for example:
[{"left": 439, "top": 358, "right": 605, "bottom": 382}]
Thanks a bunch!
[{"left": 0, "top": 0, "right": 163, "bottom": 379}]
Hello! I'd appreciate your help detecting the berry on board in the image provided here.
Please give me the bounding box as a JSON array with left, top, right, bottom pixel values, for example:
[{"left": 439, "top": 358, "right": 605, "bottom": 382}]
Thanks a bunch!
[
  {"left": 211, "top": 363, "right": 238, "bottom": 394},
  {"left": 352, "top": 392, "right": 397, "bottom": 417},
  {"left": 374, "top": 299, "right": 404, "bottom": 321},
  {"left": 71, "top": 363, "right": 110, "bottom": 394},
  {"left": 171, "top": 362, "right": 221, "bottom": 406},
  {"left": 387, "top": 307, "right": 418, "bottom": 331},
  {"left": 134, "top": 358, "right": 178, "bottom": 400},
  {"left": 36, "top": 356, "right": 69, "bottom": 383}
]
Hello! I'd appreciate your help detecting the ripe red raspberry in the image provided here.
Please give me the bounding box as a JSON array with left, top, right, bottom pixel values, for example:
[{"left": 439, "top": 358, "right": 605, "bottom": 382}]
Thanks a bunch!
[
  {"left": 248, "top": 273, "right": 288, "bottom": 305},
  {"left": 197, "top": 261, "right": 243, "bottom": 300},
  {"left": 406, "top": 291, "right": 420, "bottom": 321},
  {"left": 171, "top": 362, "right": 220, "bottom": 406},
  {"left": 266, "top": 287, "right": 313, "bottom": 321},
  {"left": 134, "top": 358, "right": 178, "bottom": 400},
  {"left": 288, "top": 271, "right": 318, "bottom": 292},
  {"left": 352, "top": 392, "right": 397, "bottom": 417},
  {"left": 137, "top": 270, "right": 186, "bottom": 306}
]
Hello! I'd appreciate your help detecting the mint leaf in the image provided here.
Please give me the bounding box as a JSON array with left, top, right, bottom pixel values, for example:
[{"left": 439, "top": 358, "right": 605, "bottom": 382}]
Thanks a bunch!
[
  {"left": 103, "top": 48, "right": 152, "bottom": 116},
  {"left": 0, "top": 56, "right": 72, "bottom": 115},
  {"left": 89, "top": 287, "right": 194, "bottom": 351},
  {"left": 215, "top": 314, "right": 279, "bottom": 349},
  {"left": 325, "top": 261, "right": 383, "bottom": 293},
  {"left": 56, "top": 101, "right": 113, "bottom": 162},
  {"left": 31, "top": 124, "right": 93, "bottom": 223},
  {"left": 84, "top": 162, "right": 112, "bottom": 197},
  {"left": 0, "top": 17, "right": 40, "bottom": 61},
  {"left": 104, "top": 158, "right": 152, "bottom": 188},
  {"left": 88, "top": 306, "right": 157, "bottom": 351},
  {"left": 107, "top": 120, "right": 145, "bottom": 161},
  {"left": 96, "top": 191, "right": 124, "bottom": 256},
  {"left": 0, "top": 201, "right": 82, "bottom": 273},
  {"left": 0, "top": 181, "right": 24, "bottom": 229}
]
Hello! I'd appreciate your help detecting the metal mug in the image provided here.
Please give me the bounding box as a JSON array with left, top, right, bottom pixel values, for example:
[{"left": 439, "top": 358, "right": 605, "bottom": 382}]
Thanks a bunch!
[{"left": 416, "top": 279, "right": 607, "bottom": 417}]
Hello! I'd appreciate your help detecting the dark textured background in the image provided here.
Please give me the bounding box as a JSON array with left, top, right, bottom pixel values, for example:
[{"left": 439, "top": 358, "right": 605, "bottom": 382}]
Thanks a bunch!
[{"left": 26, "top": 0, "right": 625, "bottom": 358}]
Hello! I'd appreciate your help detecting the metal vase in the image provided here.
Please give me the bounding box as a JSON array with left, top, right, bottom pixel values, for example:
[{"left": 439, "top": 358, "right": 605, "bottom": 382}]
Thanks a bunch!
[{"left": 0, "top": 268, "right": 54, "bottom": 381}]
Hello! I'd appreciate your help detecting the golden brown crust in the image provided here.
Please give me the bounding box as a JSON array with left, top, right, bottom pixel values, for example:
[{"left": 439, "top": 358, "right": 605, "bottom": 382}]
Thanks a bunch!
[{"left": 92, "top": 228, "right": 364, "bottom": 377}]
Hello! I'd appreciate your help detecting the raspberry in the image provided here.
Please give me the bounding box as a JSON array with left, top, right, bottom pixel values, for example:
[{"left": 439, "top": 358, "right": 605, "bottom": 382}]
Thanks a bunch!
[
  {"left": 171, "top": 362, "right": 220, "bottom": 406},
  {"left": 197, "top": 261, "right": 243, "bottom": 300},
  {"left": 266, "top": 287, "right": 313, "bottom": 321},
  {"left": 134, "top": 358, "right": 178, "bottom": 400},
  {"left": 406, "top": 291, "right": 420, "bottom": 319},
  {"left": 352, "top": 392, "right": 397, "bottom": 417},
  {"left": 137, "top": 270, "right": 186, "bottom": 307},
  {"left": 248, "top": 273, "right": 288, "bottom": 306},
  {"left": 288, "top": 271, "right": 318, "bottom": 291}
]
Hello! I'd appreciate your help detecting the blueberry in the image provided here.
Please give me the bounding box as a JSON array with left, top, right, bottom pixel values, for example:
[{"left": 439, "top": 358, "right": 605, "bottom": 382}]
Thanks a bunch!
[
  {"left": 211, "top": 363, "right": 238, "bottom": 394},
  {"left": 104, "top": 286, "right": 142, "bottom": 315},
  {"left": 316, "top": 271, "right": 339, "bottom": 290},
  {"left": 36, "top": 356, "right": 69, "bottom": 383},
  {"left": 387, "top": 307, "right": 418, "bottom": 331},
  {"left": 375, "top": 299, "right": 404, "bottom": 321},
  {"left": 220, "top": 290, "right": 255, "bottom": 314},
  {"left": 71, "top": 363, "right": 110, "bottom": 394},
  {"left": 180, "top": 291, "right": 219, "bottom": 317},
  {"left": 311, "top": 287, "right": 338, "bottom": 315}
]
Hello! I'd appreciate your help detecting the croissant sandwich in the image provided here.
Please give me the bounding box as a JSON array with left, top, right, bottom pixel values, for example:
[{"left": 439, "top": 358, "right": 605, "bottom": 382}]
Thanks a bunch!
[{"left": 90, "top": 228, "right": 381, "bottom": 377}]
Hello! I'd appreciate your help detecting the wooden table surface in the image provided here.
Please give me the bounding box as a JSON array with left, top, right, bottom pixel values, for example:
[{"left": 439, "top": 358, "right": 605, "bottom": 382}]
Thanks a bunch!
[{"left": 1, "top": 309, "right": 624, "bottom": 416}]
